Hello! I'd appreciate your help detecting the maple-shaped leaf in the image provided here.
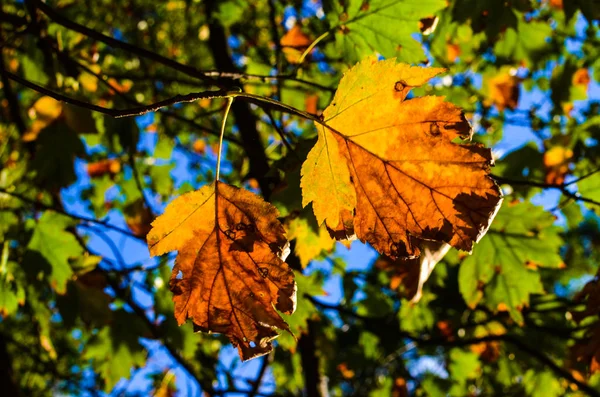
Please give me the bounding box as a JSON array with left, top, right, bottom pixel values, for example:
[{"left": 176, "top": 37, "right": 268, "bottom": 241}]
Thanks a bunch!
[
  {"left": 147, "top": 181, "right": 296, "bottom": 361},
  {"left": 459, "top": 202, "right": 564, "bottom": 323},
  {"left": 301, "top": 58, "right": 502, "bottom": 259},
  {"left": 25, "top": 211, "right": 85, "bottom": 293},
  {"left": 326, "top": 0, "right": 447, "bottom": 63}
]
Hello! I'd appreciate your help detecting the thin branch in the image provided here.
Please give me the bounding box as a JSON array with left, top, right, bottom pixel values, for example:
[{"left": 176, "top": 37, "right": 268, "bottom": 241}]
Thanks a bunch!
[
  {"left": 127, "top": 154, "right": 155, "bottom": 217},
  {"left": 32, "top": 0, "right": 215, "bottom": 84},
  {"left": 265, "top": 109, "right": 294, "bottom": 153},
  {"left": 565, "top": 167, "right": 600, "bottom": 187},
  {"left": 492, "top": 175, "right": 600, "bottom": 207},
  {"left": 248, "top": 353, "right": 272, "bottom": 397},
  {"left": 0, "top": 187, "right": 142, "bottom": 240},
  {"left": 308, "top": 297, "right": 600, "bottom": 396},
  {"left": 5, "top": 70, "right": 230, "bottom": 117}
]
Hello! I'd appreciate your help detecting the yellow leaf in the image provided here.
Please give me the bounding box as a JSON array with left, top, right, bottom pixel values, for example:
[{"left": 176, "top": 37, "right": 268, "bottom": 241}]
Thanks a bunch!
[
  {"left": 32, "top": 96, "right": 63, "bottom": 120},
  {"left": 79, "top": 71, "right": 98, "bottom": 92},
  {"left": 301, "top": 58, "right": 502, "bottom": 259},
  {"left": 147, "top": 182, "right": 296, "bottom": 361},
  {"left": 286, "top": 212, "right": 335, "bottom": 268}
]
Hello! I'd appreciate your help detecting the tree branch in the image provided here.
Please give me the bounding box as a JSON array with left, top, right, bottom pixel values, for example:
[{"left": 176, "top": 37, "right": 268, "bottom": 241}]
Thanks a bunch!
[
  {"left": 308, "top": 297, "right": 600, "bottom": 396},
  {"left": 492, "top": 175, "right": 600, "bottom": 207},
  {"left": 32, "top": 0, "right": 215, "bottom": 84},
  {"left": 0, "top": 187, "right": 142, "bottom": 240}
]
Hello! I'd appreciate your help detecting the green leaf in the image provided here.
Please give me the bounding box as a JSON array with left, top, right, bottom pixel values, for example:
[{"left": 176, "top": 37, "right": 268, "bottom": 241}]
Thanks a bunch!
[
  {"left": 577, "top": 171, "right": 600, "bottom": 211},
  {"left": 449, "top": 349, "right": 480, "bottom": 385},
  {"left": 84, "top": 310, "right": 147, "bottom": 391},
  {"left": 326, "top": 0, "right": 447, "bottom": 63},
  {"left": 0, "top": 261, "right": 25, "bottom": 317},
  {"left": 356, "top": 284, "right": 394, "bottom": 318},
  {"left": 31, "top": 123, "right": 85, "bottom": 189},
  {"left": 25, "top": 211, "right": 84, "bottom": 294},
  {"left": 154, "top": 136, "right": 175, "bottom": 160},
  {"left": 459, "top": 202, "right": 563, "bottom": 323},
  {"left": 523, "top": 369, "right": 563, "bottom": 397},
  {"left": 150, "top": 163, "right": 175, "bottom": 197},
  {"left": 398, "top": 291, "right": 435, "bottom": 333},
  {"left": 286, "top": 206, "right": 336, "bottom": 267},
  {"left": 56, "top": 277, "right": 112, "bottom": 328},
  {"left": 278, "top": 271, "right": 325, "bottom": 350},
  {"left": 494, "top": 16, "right": 552, "bottom": 65}
]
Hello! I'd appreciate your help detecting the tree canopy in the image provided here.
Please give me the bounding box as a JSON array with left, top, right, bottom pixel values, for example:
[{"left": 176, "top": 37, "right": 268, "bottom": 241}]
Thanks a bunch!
[{"left": 1, "top": 0, "right": 600, "bottom": 396}]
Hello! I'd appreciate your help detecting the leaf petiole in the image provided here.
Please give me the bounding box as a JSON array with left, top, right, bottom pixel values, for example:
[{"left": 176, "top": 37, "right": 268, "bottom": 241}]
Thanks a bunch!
[{"left": 215, "top": 97, "right": 235, "bottom": 181}]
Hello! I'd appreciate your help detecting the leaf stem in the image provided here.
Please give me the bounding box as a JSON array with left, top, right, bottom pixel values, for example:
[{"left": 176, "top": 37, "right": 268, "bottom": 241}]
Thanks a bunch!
[
  {"left": 297, "top": 31, "right": 329, "bottom": 66},
  {"left": 216, "top": 97, "right": 234, "bottom": 181}
]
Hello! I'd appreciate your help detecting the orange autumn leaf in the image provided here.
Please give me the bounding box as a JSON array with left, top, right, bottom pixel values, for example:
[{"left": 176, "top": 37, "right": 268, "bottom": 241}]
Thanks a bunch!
[
  {"left": 280, "top": 25, "right": 312, "bottom": 64},
  {"left": 392, "top": 377, "right": 409, "bottom": 397},
  {"left": 486, "top": 73, "right": 520, "bottom": 111},
  {"left": 543, "top": 146, "right": 573, "bottom": 185},
  {"left": 305, "top": 94, "right": 319, "bottom": 114},
  {"left": 192, "top": 139, "right": 206, "bottom": 155},
  {"left": 147, "top": 181, "right": 296, "bottom": 361},
  {"left": 86, "top": 158, "right": 121, "bottom": 178},
  {"left": 446, "top": 42, "right": 461, "bottom": 63},
  {"left": 301, "top": 58, "right": 502, "bottom": 259},
  {"left": 572, "top": 68, "right": 591, "bottom": 89},
  {"left": 337, "top": 362, "right": 355, "bottom": 379},
  {"left": 548, "top": 0, "right": 563, "bottom": 9}
]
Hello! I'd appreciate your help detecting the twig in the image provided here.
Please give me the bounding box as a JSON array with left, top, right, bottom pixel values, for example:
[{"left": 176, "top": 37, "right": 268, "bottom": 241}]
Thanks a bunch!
[
  {"left": 127, "top": 154, "right": 155, "bottom": 217},
  {"left": 32, "top": 0, "right": 215, "bottom": 84},
  {"left": 248, "top": 353, "right": 272, "bottom": 397},
  {"left": 265, "top": 109, "right": 294, "bottom": 153},
  {"left": 565, "top": 167, "right": 600, "bottom": 187},
  {"left": 215, "top": 98, "right": 234, "bottom": 181},
  {"left": 5, "top": 70, "right": 229, "bottom": 117},
  {"left": 492, "top": 175, "right": 600, "bottom": 207},
  {"left": 0, "top": 187, "right": 142, "bottom": 240},
  {"left": 308, "top": 297, "right": 600, "bottom": 396}
]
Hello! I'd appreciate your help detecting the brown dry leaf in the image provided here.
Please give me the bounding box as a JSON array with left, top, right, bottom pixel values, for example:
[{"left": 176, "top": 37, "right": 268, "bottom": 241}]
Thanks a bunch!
[
  {"left": 376, "top": 240, "right": 450, "bottom": 302},
  {"left": 471, "top": 321, "right": 505, "bottom": 363},
  {"left": 571, "top": 276, "right": 600, "bottom": 373},
  {"left": 281, "top": 25, "right": 312, "bottom": 64},
  {"left": 147, "top": 181, "right": 296, "bottom": 360},
  {"left": 124, "top": 199, "right": 154, "bottom": 237},
  {"left": 486, "top": 73, "right": 520, "bottom": 111},
  {"left": 419, "top": 16, "right": 439, "bottom": 36},
  {"left": 301, "top": 58, "right": 502, "bottom": 259}
]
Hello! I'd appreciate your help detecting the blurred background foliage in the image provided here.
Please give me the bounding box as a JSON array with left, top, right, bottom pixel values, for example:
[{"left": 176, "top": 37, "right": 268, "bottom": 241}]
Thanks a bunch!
[{"left": 1, "top": 0, "right": 600, "bottom": 396}]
